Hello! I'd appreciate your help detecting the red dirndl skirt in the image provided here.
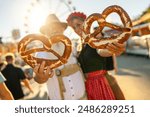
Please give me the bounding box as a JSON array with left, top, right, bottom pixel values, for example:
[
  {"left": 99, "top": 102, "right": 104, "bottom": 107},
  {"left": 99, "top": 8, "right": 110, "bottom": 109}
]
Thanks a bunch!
[{"left": 85, "top": 70, "right": 115, "bottom": 100}]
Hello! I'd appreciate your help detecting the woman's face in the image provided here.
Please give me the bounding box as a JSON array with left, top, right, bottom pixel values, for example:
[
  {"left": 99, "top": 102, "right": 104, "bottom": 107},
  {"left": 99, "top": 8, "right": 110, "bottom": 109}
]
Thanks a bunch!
[{"left": 70, "top": 18, "right": 84, "bottom": 37}]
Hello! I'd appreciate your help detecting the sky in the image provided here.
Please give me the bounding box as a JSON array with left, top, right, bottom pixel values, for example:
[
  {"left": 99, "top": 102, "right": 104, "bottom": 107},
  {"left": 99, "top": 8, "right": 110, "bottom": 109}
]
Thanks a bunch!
[{"left": 0, "top": 0, "right": 150, "bottom": 42}]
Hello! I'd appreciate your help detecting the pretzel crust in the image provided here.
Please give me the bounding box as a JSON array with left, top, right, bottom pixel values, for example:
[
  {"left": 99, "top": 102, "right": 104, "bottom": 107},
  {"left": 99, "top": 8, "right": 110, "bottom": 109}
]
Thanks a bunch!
[
  {"left": 83, "top": 5, "right": 132, "bottom": 49},
  {"left": 18, "top": 34, "right": 72, "bottom": 69}
]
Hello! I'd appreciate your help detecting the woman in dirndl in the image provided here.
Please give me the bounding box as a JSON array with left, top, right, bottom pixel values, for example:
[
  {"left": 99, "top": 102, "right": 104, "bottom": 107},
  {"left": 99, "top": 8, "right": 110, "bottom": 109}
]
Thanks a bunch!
[{"left": 66, "top": 12, "right": 125, "bottom": 100}]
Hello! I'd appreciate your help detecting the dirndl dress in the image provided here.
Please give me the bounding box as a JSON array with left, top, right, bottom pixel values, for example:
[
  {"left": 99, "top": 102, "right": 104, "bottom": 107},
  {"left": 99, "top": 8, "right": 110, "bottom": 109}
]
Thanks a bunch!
[{"left": 85, "top": 70, "right": 115, "bottom": 100}]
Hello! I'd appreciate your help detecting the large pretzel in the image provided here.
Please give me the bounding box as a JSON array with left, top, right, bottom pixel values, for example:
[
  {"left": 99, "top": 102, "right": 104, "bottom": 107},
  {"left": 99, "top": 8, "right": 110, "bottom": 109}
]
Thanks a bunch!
[
  {"left": 18, "top": 34, "right": 72, "bottom": 69},
  {"left": 82, "top": 5, "right": 132, "bottom": 49}
]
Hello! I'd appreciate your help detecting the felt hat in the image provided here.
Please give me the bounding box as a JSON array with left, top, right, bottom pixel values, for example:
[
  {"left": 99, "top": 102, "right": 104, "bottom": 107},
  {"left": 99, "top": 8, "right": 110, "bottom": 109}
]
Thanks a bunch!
[{"left": 40, "top": 14, "right": 67, "bottom": 34}]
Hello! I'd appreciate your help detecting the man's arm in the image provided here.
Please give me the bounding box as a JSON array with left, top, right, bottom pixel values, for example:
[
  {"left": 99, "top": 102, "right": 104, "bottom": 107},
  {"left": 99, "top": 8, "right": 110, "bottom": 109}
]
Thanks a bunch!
[
  {"left": 21, "top": 79, "right": 34, "bottom": 93},
  {"left": 0, "top": 83, "right": 14, "bottom": 100}
]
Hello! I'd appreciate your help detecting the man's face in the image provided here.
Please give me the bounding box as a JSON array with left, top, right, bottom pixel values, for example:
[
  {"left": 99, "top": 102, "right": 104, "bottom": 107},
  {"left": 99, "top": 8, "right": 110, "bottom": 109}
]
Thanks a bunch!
[{"left": 70, "top": 18, "right": 84, "bottom": 37}]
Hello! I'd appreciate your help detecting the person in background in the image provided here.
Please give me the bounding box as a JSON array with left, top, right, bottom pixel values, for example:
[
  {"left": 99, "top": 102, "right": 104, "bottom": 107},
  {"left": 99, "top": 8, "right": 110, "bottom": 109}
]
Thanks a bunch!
[
  {"left": 66, "top": 12, "right": 125, "bottom": 100},
  {"left": 0, "top": 72, "right": 14, "bottom": 100},
  {"left": 33, "top": 14, "right": 86, "bottom": 100},
  {"left": 1, "top": 53, "right": 34, "bottom": 100}
]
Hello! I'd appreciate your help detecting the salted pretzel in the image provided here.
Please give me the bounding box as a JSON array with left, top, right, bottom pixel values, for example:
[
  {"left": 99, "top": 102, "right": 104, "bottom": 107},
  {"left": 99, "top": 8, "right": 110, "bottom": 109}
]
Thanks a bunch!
[
  {"left": 18, "top": 34, "right": 72, "bottom": 69},
  {"left": 82, "top": 5, "right": 132, "bottom": 49}
]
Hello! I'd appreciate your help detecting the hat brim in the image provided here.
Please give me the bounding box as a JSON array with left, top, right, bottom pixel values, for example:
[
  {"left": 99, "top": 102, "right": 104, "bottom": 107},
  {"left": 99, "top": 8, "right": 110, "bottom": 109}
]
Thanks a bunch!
[{"left": 40, "top": 22, "right": 67, "bottom": 34}]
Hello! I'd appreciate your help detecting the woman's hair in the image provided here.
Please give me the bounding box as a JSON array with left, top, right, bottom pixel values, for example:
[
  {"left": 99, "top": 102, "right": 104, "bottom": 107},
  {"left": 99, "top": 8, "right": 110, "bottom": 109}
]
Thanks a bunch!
[{"left": 66, "top": 12, "right": 87, "bottom": 23}]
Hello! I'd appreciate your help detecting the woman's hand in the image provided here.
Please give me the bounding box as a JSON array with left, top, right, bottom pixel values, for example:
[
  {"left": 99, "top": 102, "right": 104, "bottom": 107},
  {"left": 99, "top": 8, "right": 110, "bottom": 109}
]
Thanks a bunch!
[
  {"left": 106, "top": 42, "right": 126, "bottom": 56},
  {"left": 33, "top": 61, "right": 54, "bottom": 84}
]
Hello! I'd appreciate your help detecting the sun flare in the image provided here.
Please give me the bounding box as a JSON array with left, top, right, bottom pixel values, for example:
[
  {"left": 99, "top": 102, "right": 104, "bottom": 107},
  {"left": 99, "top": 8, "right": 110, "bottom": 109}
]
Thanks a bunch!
[{"left": 28, "top": 5, "right": 49, "bottom": 33}]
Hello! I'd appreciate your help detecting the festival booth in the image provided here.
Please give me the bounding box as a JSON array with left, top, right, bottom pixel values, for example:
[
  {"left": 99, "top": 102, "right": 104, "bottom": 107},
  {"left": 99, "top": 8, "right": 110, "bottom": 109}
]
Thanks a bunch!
[
  {"left": 126, "top": 23, "right": 150, "bottom": 57},
  {"left": 104, "top": 22, "right": 150, "bottom": 57}
]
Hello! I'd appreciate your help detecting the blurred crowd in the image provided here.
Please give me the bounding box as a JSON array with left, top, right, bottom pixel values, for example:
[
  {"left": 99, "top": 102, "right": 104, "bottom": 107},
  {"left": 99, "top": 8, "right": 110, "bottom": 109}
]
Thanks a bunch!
[{"left": 0, "top": 42, "right": 39, "bottom": 100}]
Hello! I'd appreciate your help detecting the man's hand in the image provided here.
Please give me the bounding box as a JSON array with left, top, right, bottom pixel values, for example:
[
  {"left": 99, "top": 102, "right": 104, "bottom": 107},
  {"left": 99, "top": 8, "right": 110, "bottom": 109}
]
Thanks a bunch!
[
  {"left": 33, "top": 61, "right": 54, "bottom": 84},
  {"left": 106, "top": 42, "right": 126, "bottom": 56}
]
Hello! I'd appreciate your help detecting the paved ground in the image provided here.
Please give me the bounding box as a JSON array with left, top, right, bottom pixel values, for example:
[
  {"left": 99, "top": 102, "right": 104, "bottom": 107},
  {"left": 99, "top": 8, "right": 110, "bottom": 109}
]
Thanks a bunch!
[
  {"left": 113, "top": 54, "right": 150, "bottom": 100},
  {"left": 22, "top": 54, "right": 150, "bottom": 100},
  {"left": 23, "top": 80, "right": 48, "bottom": 100}
]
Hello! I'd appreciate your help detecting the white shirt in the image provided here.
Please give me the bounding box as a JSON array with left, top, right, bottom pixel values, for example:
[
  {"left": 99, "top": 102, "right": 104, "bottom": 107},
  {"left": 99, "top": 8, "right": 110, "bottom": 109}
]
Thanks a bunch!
[{"left": 36, "top": 41, "right": 86, "bottom": 100}]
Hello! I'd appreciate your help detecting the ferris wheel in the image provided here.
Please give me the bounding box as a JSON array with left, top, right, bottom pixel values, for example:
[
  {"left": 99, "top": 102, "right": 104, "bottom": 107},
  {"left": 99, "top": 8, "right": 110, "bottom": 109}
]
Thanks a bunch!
[{"left": 24, "top": 0, "right": 76, "bottom": 34}]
